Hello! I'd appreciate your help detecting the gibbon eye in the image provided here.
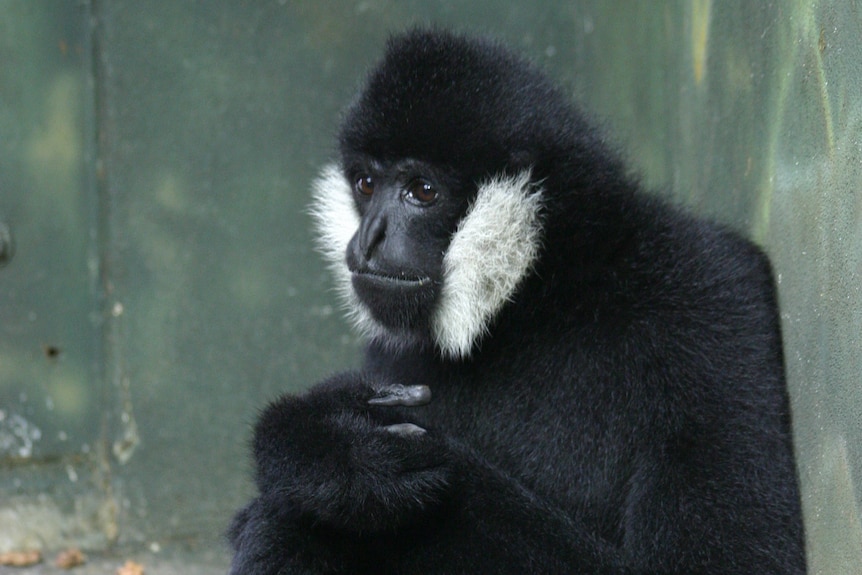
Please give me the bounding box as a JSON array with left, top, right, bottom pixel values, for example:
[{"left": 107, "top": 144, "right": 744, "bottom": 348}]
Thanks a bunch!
[
  {"left": 355, "top": 174, "right": 375, "bottom": 196},
  {"left": 406, "top": 180, "right": 437, "bottom": 204}
]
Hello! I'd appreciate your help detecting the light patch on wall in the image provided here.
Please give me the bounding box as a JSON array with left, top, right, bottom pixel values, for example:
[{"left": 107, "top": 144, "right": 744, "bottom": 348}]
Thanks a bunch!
[
  {"left": 26, "top": 74, "right": 81, "bottom": 175},
  {"left": 0, "top": 411, "right": 41, "bottom": 459},
  {"left": 25, "top": 74, "right": 83, "bottom": 230},
  {"left": 691, "top": 0, "right": 711, "bottom": 85}
]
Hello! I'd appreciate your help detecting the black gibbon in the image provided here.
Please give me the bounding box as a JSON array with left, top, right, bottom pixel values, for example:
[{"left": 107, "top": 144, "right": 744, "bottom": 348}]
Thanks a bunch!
[{"left": 229, "top": 29, "right": 806, "bottom": 574}]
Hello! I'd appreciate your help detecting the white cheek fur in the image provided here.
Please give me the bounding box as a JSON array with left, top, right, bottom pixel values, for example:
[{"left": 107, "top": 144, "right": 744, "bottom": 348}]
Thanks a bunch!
[
  {"left": 309, "top": 165, "right": 543, "bottom": 359},
  {"left": 308, "top": 164, "right": 384, "bottom": 343},
  {"left": 433, "top": 171, "right": 543, "bottom": 357}
]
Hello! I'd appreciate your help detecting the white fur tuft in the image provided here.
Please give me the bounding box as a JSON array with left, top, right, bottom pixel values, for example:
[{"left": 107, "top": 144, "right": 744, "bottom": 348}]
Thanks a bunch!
[
  {"left": 310, "top": 165, "right": 543, "bottom": 358},
  {"left": 432, "top": 171, "right": 543, "bottom": 357},
  {"left": 310, "top": 165, "right": 374, "bottom": 339}
]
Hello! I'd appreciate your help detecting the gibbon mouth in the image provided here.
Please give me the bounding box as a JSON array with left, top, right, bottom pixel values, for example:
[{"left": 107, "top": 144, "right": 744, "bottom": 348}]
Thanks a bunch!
[{"left": 351, "top": 270, "right": 433, "bottom": 288}]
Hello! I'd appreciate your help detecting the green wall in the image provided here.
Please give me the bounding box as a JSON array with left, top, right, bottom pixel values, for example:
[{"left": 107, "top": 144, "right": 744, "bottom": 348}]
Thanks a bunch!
[{"left": 0, "top": 1, "right": 859, "bottom": 572}]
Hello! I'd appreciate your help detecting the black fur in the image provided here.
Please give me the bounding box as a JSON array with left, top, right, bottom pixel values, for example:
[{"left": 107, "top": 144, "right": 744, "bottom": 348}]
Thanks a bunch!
[{"left": 229, "top": 29, "right": 806, "bottom": 574}]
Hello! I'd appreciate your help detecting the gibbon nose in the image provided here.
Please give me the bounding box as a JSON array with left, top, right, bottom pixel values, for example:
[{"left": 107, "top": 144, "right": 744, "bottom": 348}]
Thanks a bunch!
[{"left": 357, "top": 210, "right": 387, "bottom": 262}]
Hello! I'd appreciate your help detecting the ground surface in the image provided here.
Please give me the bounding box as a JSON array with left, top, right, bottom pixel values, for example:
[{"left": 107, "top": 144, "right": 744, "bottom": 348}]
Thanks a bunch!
[{"left": 0, "top": 550, "right": 226, "bottom": 575}]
